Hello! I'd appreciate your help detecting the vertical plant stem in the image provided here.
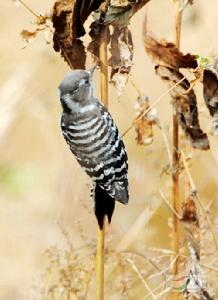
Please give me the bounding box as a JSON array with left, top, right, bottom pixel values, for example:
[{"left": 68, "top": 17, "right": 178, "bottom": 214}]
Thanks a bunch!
[
  {"left": 96, "top": 26, "right": 108, "bottom": 300},
  {"left": 172, "top": 1, "right": 183, "bottom": 299},
  {"left": 100, "top": 29, "right": 109, "bottom": 108},
  {"left": 96, "top": 223, "right": 105, "bottom": 300}
]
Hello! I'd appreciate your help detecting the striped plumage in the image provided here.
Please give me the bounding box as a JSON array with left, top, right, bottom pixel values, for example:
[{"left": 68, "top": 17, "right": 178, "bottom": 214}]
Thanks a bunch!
[{"left": 58, "top": 69, "right": 129, "bottom": 228}]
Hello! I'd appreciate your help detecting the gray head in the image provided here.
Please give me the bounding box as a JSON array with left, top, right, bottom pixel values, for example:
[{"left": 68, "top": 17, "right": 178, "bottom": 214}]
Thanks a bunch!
[{"left": 58, "top": 68, "right": 96, "bottom": 112}]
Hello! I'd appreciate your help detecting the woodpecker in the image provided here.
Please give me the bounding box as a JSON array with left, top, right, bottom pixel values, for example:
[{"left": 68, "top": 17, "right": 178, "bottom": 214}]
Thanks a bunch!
[{"left": 58, "top": 68, "right": 129, "bottom": 228}]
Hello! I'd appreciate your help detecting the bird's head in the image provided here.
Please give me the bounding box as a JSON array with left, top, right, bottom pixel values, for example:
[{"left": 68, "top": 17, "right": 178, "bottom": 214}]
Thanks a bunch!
[{"left": 58, "top": 67, "right": 96, "bottom": 112}]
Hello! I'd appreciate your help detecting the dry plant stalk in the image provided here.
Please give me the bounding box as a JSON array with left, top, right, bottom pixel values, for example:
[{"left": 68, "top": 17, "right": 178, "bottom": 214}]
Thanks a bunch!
[
  {"left": 171, "top": 1, "right": 183, "bottom": 299},
  {"left": 96, "top": 223, "right": 105, "bottom": 300},
  {"left": 96, "top": 26, "right": 109, "bottom": 300}
]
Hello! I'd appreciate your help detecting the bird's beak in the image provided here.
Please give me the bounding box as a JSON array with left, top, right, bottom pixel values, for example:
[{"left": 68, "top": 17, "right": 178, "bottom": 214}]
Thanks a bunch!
[{"left": 88, "top": 65, "right": 97, "bottom": 77}]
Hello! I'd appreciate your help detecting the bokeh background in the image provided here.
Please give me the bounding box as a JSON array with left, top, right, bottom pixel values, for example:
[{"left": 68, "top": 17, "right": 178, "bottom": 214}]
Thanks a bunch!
[{"left": 1, "top": 0, "right": 218, "bottom": 299}]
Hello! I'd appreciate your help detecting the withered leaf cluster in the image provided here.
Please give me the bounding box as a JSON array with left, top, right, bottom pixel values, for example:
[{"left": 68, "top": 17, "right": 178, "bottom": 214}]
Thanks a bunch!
[
  {"left": 144, "top": 28, "right": 211, "bottom": 150},
  {"left": 156, "top": 65, "right": 209, "bottom": 150},
  {"left": 52, "top": 0, "right": 150, "bottom": 92},
  {"left": 108, "top": 26, "right": 133, "bottom": 95},
  {"left": 52, "top": 0, "right": 101, "bottom": 69},
  {"left": 20, "top": 14, "right": 52, "bottom": 49}
]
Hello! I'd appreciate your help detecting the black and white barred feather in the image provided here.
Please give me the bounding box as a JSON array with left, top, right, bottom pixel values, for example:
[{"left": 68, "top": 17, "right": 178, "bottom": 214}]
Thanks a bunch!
[{"left": 58, "top": 69, "right": 129, "bottom": 228}]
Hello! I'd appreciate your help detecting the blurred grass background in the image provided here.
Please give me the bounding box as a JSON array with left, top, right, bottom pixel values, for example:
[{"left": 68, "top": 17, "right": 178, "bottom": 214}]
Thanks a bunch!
[{"left": 1, "top": 0, "right": 218, "bottom": 299}]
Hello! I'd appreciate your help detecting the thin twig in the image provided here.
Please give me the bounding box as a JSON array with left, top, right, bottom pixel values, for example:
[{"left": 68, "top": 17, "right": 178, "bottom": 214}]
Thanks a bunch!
[
  {"left": 129, "top": 77, "right": 142, "bottom": 98},
  {"left": 126, "top": 258, "right": 157, "bottom": 300},
  {"left": 122, "top": 75, "right": 186, "bottom": 137},
  {"left": 200, "top": 263, "right": 218, "bottom": 274},
  {"left": 181, "top": 150, "right": 218, "bottom": 252},
  {"left": 142, "top": 281, "right": 169, "bottom": 300},
  {"left": 158, "top": 124, "right": 182, "bottom": 218},
  {"left": 18, "top": 0, "right": 38, "bottom": 17},
  {"left": 159, "top": 175, "right": 182, "bottom": 220},
  {"left": 159, "top": 125, "right": 173, "bottom": 167},
  {"left": 120, "top": 250, "right": 168, "bottom": 283}
]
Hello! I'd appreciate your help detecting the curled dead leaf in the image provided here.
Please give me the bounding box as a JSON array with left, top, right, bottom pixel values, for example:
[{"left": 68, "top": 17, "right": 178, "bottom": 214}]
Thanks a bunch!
[
  {"left": 182, "top": 194, "right": 199, "bottom": 226},
  {"left": 35, "top": 13, "right": 50, "bottom": 26},
  {"left": 203, "top": 68, "right": 218, "bottom": 129},
  {"left": 108, "top": 26, "right": 133, "bottom": 95},
  {"left": 144, "top": 31, "right": 197, "bottom": 69},
  {"left": 20, "top": 29, "right": 38, "bottom": 48},
  {"left": 156, "top": 65, "right": 210, "bottom": 150},
  {"left": 52, "top": 0, "right": 87, "bottom": 69},
  {"left": 88, "top": 15, "right": 110, "bottom": 61},
  {"left": 20, "top": 13, "right": 52, "bottom": 49},
  {"left": 52, "top": 0, "right": 107, "bottom": 69},
  {"left": 20, "top": 29, "right": 38, "bottom": 39},
  {"left": 203, "top": 70, "right": 218, "bottom": 115},
  {"left": 203, "top": 69, "right": 218, "bottom": 135}
]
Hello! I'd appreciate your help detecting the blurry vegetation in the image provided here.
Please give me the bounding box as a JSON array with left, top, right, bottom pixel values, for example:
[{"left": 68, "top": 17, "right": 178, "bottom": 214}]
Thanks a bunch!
[
  {"left": 1, "top": 0, "right": 218, "bottom": 299},
  {"left": 0, "top": 163, "right": 39, "bottom": 197}
]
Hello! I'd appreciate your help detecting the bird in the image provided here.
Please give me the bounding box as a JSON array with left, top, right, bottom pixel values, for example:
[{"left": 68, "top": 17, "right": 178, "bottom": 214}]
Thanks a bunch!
[{"left": 58, "top": 67, "right": 129, "bottom": 229}]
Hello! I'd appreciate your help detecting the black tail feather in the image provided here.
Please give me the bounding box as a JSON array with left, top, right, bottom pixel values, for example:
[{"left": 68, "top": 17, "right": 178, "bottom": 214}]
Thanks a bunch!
[{"left": 94, "top": 184, "right": 115, "bottom": 229}]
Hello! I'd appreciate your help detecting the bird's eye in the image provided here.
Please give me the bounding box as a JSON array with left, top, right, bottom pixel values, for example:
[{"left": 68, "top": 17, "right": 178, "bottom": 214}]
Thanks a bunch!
[{"left": 84, "top": 79, "right": 89, "bottom": 84}]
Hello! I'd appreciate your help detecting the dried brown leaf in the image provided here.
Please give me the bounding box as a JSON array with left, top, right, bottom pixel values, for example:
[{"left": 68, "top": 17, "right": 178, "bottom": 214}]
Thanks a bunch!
[
  {"left": 134, "top": 96, "right": 158, "bottom": 145},
  {"left": 35, "top": 14, "right": 50, "bottom": 26},
  {"left": 108, "top": 26, "right": 133, "bottom": 95},
  {"left": 52, "top": 0, "right": 104, "bottom": 39},
  {"left": 52, "top": 0, "right": 147, "bottom": 68},
  {"left": 203, "top": 69, "right": 218, "bottom": 135},
  {"left": 144, "top": 32, "right": 197, "bottom": 69},
  {"left": 88, "top": 18, "right": 110, "bottom": 61},
  {"left": 20, "top": 29, "right": 38, "bottom": 48},
  {"left": 52, "top": 0, "right": 104, "bottom": 69},
  {"left": 52, "top": 0, "right": 85, "bottom": 68},
  {"left": 182, "top": 194, "right": 199, "bottom": 226},
  {"left": 156, "top": 65, "right": 210, "bottom": 150},
  {"left": 20, "top": 13, "right": 52, "bottom": 48},
  {"left": 181, "top": 189, "right": 200, "bottom": 261}
]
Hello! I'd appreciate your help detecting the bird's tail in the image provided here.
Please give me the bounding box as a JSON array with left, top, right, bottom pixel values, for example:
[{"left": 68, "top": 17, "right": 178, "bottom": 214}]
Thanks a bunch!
[{"left": 94, "top": 183, "right": 115, "bottom": 229}]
